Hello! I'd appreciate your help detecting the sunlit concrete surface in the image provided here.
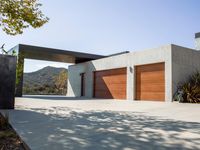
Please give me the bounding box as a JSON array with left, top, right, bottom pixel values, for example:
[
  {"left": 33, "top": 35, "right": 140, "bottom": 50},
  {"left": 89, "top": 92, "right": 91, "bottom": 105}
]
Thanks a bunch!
[{"left": 3, "top": 96, "right": 200, "bottom": 150}]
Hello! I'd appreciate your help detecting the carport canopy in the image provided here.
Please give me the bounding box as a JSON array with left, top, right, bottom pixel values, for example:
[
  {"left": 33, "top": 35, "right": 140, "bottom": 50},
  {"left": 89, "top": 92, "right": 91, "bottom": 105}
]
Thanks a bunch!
[
  {"left": 9, "top": 44, "right": 105, "bottom": 97},
  {"left": 10, "top": 44, "right": 104, "bottom": 64}
]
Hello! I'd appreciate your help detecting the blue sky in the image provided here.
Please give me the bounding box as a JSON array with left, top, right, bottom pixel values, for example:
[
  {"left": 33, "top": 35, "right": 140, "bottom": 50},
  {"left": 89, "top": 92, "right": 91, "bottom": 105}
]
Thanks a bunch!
[{"left": 1, "top": 0, "right": 200, "bottom": 72}]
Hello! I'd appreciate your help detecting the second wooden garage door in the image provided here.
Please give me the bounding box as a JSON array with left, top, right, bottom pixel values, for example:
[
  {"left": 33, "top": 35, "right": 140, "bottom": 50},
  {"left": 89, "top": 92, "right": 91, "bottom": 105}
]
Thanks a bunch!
[
  {"left": 94, "top": 68, "right": 127, "bottom": 99},
  {"left": 135, "top": 63, "right": 165, "bottom": 101}
]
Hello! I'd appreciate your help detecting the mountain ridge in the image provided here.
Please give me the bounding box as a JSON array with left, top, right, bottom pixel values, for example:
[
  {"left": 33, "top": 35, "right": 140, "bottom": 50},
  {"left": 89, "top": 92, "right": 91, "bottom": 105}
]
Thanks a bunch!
[{"left": 23, "top": 66, "right": 68, "bottom": 95}]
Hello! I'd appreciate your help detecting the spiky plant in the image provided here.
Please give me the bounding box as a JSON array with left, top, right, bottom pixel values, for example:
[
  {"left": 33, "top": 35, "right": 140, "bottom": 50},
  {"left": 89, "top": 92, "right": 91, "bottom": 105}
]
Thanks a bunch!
[
  {"left": 174, "top": 71, "right": 200, "bottom": 103},
  {"left": 181, "top": 83, "right": 200, "bottom": 103}
]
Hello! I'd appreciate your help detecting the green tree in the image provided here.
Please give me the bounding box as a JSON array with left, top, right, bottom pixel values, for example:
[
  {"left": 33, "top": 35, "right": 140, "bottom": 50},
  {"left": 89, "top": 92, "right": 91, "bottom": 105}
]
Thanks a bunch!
[
  {"left": 55, "top": 70, "right": 68, "bottom": 95},
  {"left": 0, "top": 0, "right": 49, "bottom": 35}
]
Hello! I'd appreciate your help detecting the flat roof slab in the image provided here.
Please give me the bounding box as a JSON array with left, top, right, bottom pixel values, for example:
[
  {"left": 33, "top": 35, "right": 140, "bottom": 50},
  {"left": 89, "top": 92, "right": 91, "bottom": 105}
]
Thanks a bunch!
[{"left": 10, "top": 44, "right": 105, "bottom": 63}]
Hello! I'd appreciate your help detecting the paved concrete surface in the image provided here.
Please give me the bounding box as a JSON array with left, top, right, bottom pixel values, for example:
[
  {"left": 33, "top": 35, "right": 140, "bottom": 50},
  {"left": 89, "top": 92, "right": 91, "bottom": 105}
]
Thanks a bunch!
[{"left": 1, "top": 96, "right": 200, "bottom": 150}]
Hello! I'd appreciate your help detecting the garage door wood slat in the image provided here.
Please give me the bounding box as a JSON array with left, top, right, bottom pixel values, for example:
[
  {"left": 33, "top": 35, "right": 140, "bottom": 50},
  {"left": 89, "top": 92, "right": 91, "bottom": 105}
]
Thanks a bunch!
[
  {"left": 94, "top": 68, "right": 126, "bottom": 77},
  {"left": 136, "top": 63, "right": 164, "bottom": 72},
  {"left": 95, "top": 92, "right": 126, "bottom": 99},
  {"left": 95, "top": 85, "right": 126, "bottom": 91},
  {"left": 136, "top": 86, "right": 165, "bottom": 92},
  {"left": 95, "top": 77, "right": 126, "bottom": 84},
  {"left": 136, "top": 92, "right": 165, "bottom": 101}
]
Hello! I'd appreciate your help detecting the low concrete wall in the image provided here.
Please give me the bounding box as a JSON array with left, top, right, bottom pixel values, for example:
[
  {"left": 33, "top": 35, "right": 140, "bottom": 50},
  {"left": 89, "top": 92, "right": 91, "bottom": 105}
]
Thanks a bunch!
[
  {"left": 68, "top": 45, "right": 172, "bottom": 102},
  {"left": 0, "top": 55, "right": 17, "bottom": 109}
]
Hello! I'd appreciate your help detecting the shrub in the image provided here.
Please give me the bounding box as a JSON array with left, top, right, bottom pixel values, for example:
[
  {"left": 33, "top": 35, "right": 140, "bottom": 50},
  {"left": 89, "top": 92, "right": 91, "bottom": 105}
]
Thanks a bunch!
[
  {"left": 174, "top": 71, "right": 200, "bottom": 103},
  {"left": 0, "top": 113, "right": 9, "bottom": 130}
]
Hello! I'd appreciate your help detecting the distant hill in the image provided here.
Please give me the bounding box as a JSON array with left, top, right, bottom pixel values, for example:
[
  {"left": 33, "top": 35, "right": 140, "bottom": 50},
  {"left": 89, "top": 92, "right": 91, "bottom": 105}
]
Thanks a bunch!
[{"left": 23, "top": 66, "right": 68, "bottom": 95}]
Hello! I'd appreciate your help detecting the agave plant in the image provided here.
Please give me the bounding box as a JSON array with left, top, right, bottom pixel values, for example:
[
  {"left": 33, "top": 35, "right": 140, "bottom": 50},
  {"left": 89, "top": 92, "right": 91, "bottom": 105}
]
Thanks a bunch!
[
  {"left": 191, "top": 71, "right": 200, "bottom": 86},
  {"left": 174, "top": 71, "right": 200, "bottom": 103}
]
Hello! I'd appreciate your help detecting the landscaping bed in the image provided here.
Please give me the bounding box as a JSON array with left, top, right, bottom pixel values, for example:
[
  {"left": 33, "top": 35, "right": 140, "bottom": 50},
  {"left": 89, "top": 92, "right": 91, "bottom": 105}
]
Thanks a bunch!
[
  {"left": 0, "top": 113, "right": 26, "bottom": 150},
  {"left": 174, "top": 71, "right": 200, "bottom": 103}
]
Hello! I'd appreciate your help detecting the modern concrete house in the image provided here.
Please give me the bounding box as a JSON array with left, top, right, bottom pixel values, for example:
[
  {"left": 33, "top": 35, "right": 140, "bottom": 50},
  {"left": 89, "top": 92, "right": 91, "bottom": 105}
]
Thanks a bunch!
[
  {"left": 67, "top": 33, "right": 200, "bottom": 102},
  {"left": 9, "top": 33, "right": 200, "bottom": 102}
]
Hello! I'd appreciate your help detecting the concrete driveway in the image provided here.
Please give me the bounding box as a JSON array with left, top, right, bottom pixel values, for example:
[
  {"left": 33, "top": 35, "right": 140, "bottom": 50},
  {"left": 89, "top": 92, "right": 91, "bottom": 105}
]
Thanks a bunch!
[{"left": 2, "top": 96, "right": 200, "bottom": 150}]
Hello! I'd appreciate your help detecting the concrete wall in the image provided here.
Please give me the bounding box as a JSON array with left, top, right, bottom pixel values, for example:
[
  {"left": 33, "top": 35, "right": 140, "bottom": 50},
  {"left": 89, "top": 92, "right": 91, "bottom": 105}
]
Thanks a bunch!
[
  {"left": 195, "top": 33, "right": 200, "bottom": 50},
  {"left": 195, "top": 37, "right": 200, "bottom": 50},
  {"left": 171, "top": 45, "right": 200, "bottom": 97},
  {"left": 68, "top": 45, "right": 172, "bottom": 102},
  {"left": 0, "top": 55, "right": 17, "bottom": 109}
]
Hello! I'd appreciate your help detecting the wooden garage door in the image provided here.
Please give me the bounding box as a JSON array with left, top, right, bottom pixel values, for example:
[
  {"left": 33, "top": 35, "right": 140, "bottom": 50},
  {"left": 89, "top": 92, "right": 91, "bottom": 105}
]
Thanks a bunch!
[
  {"left": 94, "top": 68, "right": 127, "bottom": 99},
  {"left": 135, "top": 63, "right": 165, "bottom": 101}
]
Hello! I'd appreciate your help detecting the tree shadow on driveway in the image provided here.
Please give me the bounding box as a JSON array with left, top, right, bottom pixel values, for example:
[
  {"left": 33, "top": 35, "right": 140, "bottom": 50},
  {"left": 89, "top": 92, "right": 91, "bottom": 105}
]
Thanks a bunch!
[{"left": 7, "top": 107, "right": 200, "bottom": 150}]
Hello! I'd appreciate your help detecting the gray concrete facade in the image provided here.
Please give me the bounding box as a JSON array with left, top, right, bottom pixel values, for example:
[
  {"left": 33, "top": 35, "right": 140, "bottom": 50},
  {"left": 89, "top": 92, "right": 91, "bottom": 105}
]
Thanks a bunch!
[
  {"left": 67, "top": 44, "right": 200, "bottom": 102},
  {"left": 195, "top": 32, "right": 200, "bottom": 50},
  {"left": 172, "top": 45, "right": 200, "bottom": 96}
]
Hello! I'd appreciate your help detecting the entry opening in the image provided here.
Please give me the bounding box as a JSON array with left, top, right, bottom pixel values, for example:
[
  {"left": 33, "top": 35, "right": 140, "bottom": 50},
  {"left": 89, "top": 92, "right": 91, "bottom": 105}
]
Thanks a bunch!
[{"left": 23, "top": 59, "right": 71, "bottom": 96}]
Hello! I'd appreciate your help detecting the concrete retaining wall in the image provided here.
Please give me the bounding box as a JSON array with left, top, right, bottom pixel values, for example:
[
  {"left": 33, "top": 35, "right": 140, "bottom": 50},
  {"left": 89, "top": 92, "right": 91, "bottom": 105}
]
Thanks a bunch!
[{"left": 0, "top": 55, "right": 17, "bottom": 109}]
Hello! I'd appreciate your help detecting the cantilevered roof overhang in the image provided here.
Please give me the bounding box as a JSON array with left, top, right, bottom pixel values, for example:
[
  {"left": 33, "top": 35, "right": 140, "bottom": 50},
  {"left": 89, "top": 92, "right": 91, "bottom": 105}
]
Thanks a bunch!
[
  {"left": 9, "top": 44, "right": 105, "bottom": 97},
  {"left": 10, "top": 44, "right": 105, "bottom": 63},
  {"left": 10, "top": 44, "right": 128, "bottom": 97}
]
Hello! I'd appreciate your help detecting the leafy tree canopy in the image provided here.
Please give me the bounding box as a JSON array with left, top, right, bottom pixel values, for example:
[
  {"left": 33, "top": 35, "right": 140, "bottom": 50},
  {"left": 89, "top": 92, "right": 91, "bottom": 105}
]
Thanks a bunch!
[{"left": 0, "top": 0, "right": 49, "bottom": 35}]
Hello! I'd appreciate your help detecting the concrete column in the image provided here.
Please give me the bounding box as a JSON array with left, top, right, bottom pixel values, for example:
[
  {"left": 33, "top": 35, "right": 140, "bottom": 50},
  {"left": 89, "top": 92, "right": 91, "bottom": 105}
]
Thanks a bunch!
[
  {"left": 165, "top": 61, "right": 172, "bottom": 102},
  {"left": 0, "top": 55, "right": 17, "bottom": 109},
  {"left": 195, "top": 32, "right": 200, "bottom": 50},
  {"left": 126, "top": 66, "right": 134, "bottom": 100},
  {"left": 15, "top": 52, "right": 25, "bottom": 97}
]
